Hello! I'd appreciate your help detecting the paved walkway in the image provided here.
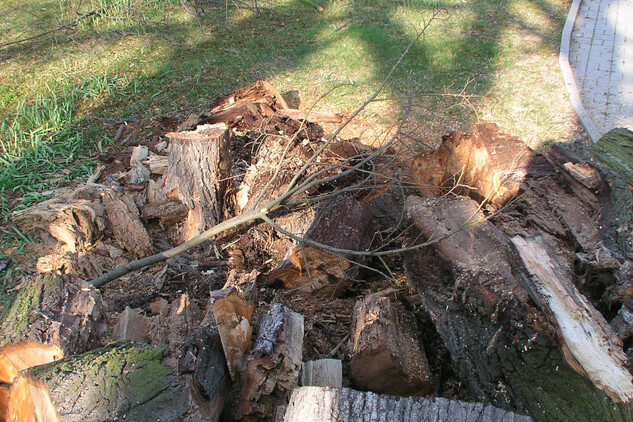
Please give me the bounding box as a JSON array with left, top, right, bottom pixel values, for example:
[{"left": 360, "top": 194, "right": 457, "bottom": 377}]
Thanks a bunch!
[{"left": 561, "top": 0, "right": 633, "bottom": 142}]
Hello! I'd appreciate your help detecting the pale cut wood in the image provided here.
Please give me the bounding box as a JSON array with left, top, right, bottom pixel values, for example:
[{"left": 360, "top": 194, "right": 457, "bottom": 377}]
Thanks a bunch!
[
  {"left": 350, "top": 294, "right": 431, "bottom": 397},
  {"left": 282, "top": 387, "right": 532, "bottom": 422},
  {"left": 410, "top": 123, "right": 552, "bottom": 207},
  {"left": 236, "top": 304, "right": 304, "bottom": 421},
  {"left": 211, "top": 270, "right": 257, "bottom": 381},
  {"left": 301, "top": 359, "right": 342, "bottom": 388},
  {"left": 509, "top": 235, "right": 633, "bottom": 403},
  {"left": 163, "top": 123, "right": 233, "bottom": 242}
]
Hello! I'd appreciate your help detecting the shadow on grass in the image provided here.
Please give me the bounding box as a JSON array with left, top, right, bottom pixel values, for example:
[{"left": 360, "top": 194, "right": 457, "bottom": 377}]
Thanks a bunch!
[{"left": 0, "top": 0, "right": 569, "bottom": 208}]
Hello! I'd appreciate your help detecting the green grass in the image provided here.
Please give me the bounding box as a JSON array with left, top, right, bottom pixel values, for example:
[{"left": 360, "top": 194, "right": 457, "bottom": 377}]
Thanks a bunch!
[{"left": 0, "top": 0, "right": 576, "bottom": 224}]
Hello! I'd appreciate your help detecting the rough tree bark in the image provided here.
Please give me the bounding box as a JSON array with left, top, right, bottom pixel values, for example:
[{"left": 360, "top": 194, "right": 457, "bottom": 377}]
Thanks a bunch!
[
  {"left": 282, "top": 386, "right": 532, "bottom": 422},
  {"left": 162, "top": 123, "right": 234, "bottom": 242}
]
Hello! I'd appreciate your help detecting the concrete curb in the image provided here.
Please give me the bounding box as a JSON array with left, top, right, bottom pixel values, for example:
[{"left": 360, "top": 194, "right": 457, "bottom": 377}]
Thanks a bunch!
[{"left": 559, "top": 0, "right": 604, "bottom": 142}]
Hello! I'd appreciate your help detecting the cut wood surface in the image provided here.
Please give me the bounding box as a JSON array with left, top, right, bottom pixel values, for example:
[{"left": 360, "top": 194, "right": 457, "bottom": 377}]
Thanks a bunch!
[
  {"left": 350, "top": 294, "right": 431, "bottom": 396},
  {"left": 163, "top": 123, "right": 233, "bottom": 242},
  {"left": 211, "top": 271, "right": 257, "bottom": 381},
  {"left": 236, "top": 303, "right": 304, "bottom": 421},
  {"left": 301, "top": 359, "right": 342, "bottom": 388},
  {"left": 282, "top": 387, "right": 532, "bottom": 422},
  {"left": 509, "top": 235, "right": 633, "bottom": 403}
]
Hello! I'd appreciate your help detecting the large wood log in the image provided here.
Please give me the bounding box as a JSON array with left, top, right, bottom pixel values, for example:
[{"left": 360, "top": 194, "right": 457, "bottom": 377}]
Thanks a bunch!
[
  {"left": 162, "top": 123, "right": 233, "bottom": 242},
  {"left": 235, "top": 303, "right": 304, "bottom": 421},
  {"left": 0, "top": 274, "right": 107, "bottom": 355},
  {"left": 404, "top": 195, "right": 633, "bottom": 421},
  {"left": 350, "top": 293, "right": 431, "bottom": 396},
  {"left": 27, "top": 342, "right": 194, "bottom": 422},
  {"left": 282, "top": 387, "right": 532, "bottom": 422}
]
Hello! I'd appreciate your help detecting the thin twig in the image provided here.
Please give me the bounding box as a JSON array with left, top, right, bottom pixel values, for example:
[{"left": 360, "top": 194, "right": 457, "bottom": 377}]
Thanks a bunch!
[{"left": 0, "top": 8, "right": 103, "bottom": 50}]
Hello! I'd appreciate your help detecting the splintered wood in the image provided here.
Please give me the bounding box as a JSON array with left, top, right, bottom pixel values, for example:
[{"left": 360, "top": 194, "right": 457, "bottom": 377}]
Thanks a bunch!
[
  {"left": 509, "top": 236, "right": 633, "bottom": 403},
  {"left": 410, "top": 123, "right": 551, "bottom": 206},
  {"left": 236, "top": 304, "right": 304, "bottom": 421}
]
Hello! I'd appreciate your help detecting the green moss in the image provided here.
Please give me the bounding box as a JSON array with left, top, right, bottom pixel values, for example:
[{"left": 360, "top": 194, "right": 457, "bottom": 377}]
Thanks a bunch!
[
  {"left": 0, "top": 274, "right": 59, "bottom": 347},
  {"left": 591, "top": 128, "right": 633, "bottom": 186}
]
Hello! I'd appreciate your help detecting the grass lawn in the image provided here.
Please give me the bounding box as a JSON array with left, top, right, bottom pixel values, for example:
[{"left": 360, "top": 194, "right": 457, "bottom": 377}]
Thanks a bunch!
[{"left": 0, "top": 0, "right": 578, "bottom": 250}]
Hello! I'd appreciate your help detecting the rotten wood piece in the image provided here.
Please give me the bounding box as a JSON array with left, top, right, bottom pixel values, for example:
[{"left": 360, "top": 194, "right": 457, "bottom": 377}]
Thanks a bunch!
[
  {"left": 0, "top": 274, "right": 107, "bottom": 355},
  {"left": 509, "top": 235, "right": 633, "bottom": 403},
  {"left": 404, "top": 194, "right": 633, "bottom": 421},
  {"left": 236, "top": 303, "right": 304, "bottom": 421},
  {"left": 178, "top": 325, "right": 232, "bottom": 422},
  {"left": 269, "top": 196, "right": 374, "bottom": 297},
  {"left": 410, "top": 123, "right": 552, "bottom": 206},
  {"left": 163, "top": 123, "right": 234, "bottom": 242},
  {"left": 350, "top": 294, "right": 431, "bottom": 397},
  {"left": 282, "top": 387, "right": 532, "bottom": 422}
]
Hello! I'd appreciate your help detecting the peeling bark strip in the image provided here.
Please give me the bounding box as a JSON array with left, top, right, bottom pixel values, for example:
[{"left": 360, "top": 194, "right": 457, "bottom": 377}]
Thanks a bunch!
[
  {"left": 236, "top": 304, "right": 304, "bottom": 421},
  {"left": 350, "top": 294, "right": 431, "bottom": 396},
  {"left": 282, "top": 387, "right": 532, "bottom": 422},
  {"left": 163, "top": 123, "right": 233, "bottom": 242},
  {"left": 509, "top": 235, "right": 633, "bottom": 403}
]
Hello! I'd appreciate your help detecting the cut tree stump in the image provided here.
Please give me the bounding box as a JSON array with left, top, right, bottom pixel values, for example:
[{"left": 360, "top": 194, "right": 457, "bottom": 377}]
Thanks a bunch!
[
  {"left": 163, "top": 123, "right": 233, "bottom": 242},
  {"left": 350, "top": 294, "right": 431, "bottom": 396},
  {"left": 404, "top": 195, "right": 633, "bottom": 421},
  {"left": 0, "top": 274, "right": 107, "bottom": 355},
  {"left": 282, "top": 387, "right": 532, "bottom": 422},
  {"left": 235, "top": 303, "right": 304, "bottom": 421}
]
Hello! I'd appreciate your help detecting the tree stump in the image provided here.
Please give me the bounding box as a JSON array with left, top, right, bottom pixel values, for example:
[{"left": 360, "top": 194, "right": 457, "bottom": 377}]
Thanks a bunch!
[{"left": 163, "top": 123, "right": 233, "bottom": 242}]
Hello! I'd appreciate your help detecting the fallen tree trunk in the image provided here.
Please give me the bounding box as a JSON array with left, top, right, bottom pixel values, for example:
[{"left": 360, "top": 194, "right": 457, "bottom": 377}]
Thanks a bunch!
[
  {"left": 27, "top": 342, "right": 194, "bottom": 422},
  {"left": 282, "top": 386, "right": 532, "bottom": 422},
  {"left": 404, "top": 195, "right": 633, "bottom": 421}
]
